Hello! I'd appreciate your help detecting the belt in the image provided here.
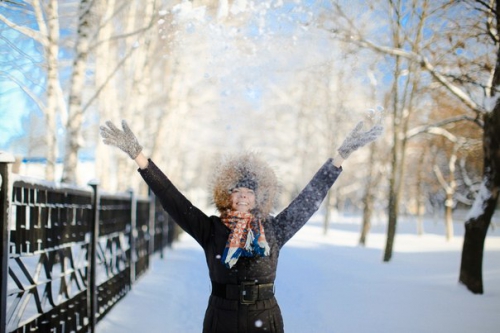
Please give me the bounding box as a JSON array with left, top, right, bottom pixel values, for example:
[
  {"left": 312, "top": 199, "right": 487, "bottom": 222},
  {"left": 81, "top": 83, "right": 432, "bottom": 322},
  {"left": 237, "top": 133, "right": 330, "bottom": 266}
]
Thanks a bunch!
[{"left": 211, "top": 281, "right": 275, "bottom": 305}]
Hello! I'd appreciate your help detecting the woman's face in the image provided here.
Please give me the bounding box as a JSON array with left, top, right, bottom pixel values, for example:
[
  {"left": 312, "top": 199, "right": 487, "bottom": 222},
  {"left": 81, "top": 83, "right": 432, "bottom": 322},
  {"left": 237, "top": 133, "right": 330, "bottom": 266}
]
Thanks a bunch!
[{"left": 230, "top": 187, "right": 256, "bottom": 213}]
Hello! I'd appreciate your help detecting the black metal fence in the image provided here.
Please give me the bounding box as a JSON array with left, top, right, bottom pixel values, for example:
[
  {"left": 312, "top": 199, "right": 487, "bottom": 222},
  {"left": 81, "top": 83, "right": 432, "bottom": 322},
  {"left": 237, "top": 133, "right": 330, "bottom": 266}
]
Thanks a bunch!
[{"left": 0, "top": 155, "right": 175, "bottom": 333}]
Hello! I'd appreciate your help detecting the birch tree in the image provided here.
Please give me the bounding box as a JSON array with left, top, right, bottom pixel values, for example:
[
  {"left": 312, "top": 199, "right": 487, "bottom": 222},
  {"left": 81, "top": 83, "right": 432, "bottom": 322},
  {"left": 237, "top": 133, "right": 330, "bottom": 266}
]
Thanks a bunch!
[
  {"left": 61, "top": 0, "right": 161, "bottom": 185},
  {"left": 0, "top": 0, "right": 66, "bottom": 180},
  {"left": 60, "top": 0, "right": 94, "bottom": 184},
  {"left": 425, "top": 129, "right": 465, "bottom": 240}
]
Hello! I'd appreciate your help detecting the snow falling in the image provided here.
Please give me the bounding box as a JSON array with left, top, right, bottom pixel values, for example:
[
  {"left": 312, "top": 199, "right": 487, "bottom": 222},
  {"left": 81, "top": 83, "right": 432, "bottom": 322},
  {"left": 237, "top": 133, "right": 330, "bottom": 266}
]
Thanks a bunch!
[{"left": 2, "top": 1, "right": 499, "bottom": 332}]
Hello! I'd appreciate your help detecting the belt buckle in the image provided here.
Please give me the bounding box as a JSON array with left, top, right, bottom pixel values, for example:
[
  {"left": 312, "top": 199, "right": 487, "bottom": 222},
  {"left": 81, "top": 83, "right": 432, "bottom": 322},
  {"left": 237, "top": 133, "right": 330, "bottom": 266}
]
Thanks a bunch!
[{"left": 240, "top": 281, "right": 258, "bottom": 305}]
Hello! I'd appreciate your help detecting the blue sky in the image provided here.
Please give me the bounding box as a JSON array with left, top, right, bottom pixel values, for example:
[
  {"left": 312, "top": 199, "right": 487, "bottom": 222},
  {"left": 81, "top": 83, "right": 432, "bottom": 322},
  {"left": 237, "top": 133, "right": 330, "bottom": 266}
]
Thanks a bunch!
[{"left": 0, "top": 1, "right": 44, "bottom": 154}]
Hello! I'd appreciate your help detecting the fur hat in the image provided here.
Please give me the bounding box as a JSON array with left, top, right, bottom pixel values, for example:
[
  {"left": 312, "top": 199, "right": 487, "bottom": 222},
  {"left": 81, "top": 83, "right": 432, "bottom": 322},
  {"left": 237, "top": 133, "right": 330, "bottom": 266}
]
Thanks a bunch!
[{"left": 212, "top": 152, "right": 279, "bottom": 217}]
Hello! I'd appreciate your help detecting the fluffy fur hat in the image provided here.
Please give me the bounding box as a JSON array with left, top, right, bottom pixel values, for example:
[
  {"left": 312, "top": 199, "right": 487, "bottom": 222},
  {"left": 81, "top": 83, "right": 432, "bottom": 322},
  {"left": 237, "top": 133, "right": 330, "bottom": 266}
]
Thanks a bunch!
[{"left": 212, "top": 152, "right": 279, "bottom": 217}]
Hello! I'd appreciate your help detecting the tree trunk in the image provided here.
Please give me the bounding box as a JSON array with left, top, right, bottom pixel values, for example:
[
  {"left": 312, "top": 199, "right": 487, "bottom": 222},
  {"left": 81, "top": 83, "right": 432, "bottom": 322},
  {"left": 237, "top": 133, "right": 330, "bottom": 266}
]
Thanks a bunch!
[
  {"left": 384, "top": 189, "right": 399, "bottom": 261},
  {"left": 416, "top": 152, "right": 425, "bottom": 236},
  {"left": 61, "top": 0, "right": 92, "bottom": 184},
  {"left": 40, "top": 0, "right": 60, "bottom": 181},
  {"left": 94, "top": 0, "right": 117, "bottom": 191},
  {"left": 323, "top": 190, "right": 333, "bottom": 235},
  {"left": 416, "top": 204, "right": 425, "bottom": 236},
  {"left": 383, "top": 65, "right": 406, "bottom": 262},
  {"left": 359, "top": 143, "right": 377, "bottom": 246},
  {"left": 384, "top": 111, "right": 402, "bottom": 261},
  {"left": 445, "top": 142, "right": 459, "bottom": 240},
  {"left": 359, "top": 196, "right": 373, "bottom": 246},
  {"left": 383, "top": 91, "right": 411, "bottom": 261},
  {"left": 459, "top": 106, "right": 500, "bottom": 294},
  {"left": 444, "top": 193, "right": 454, "bottom": 240}
]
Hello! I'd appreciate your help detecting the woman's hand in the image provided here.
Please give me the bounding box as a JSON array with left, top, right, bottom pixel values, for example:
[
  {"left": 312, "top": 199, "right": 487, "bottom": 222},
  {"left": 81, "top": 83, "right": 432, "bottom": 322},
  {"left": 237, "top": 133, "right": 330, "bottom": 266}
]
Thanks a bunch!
[
  {"left": 100, "top": 120, "right": 143, "bottom": 159},
  {"left": 337, "top": 121, "right": 384, "bottom": 159}
]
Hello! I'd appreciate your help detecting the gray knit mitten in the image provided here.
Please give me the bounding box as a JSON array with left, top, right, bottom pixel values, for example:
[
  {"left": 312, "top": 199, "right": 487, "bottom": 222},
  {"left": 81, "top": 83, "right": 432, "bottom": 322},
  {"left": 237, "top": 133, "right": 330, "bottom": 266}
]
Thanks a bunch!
[
  {"left": 100, "top": 120, "right": 143, "bottom": 159},
  {"left": 337, "top": 121, "right": 383, "bottom": 159}
]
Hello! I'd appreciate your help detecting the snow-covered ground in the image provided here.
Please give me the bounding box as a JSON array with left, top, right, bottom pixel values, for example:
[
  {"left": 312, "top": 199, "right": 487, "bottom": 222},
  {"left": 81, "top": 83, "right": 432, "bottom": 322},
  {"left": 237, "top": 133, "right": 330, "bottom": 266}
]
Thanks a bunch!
[{"left": 96, "top": 214, "right": 500, "bottom": 333}]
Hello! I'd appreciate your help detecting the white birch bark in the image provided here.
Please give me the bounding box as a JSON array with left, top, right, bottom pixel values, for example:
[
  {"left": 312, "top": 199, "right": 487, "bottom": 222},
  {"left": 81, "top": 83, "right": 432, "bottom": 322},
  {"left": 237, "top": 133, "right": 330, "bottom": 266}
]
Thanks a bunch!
[
  {"left": 40, "top": 0, "right": 60, "bottom": 181},
  {"left": 94, "top": 0, "right": 118, "bottom": 191},
  {"left": 61, "top": 0, "right": 93, "bottom": 184}
]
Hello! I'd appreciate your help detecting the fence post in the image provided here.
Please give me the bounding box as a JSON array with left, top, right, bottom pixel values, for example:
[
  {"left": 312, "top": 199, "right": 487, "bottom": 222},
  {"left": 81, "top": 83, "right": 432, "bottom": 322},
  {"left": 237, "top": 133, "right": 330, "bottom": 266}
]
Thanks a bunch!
[
  {"left": 0, "top": 153, "right": 15, "bottom": 333},
  {"left": 129, "top": 189, "right": 136, "bottom": 286},
  {"left": 88, "top": 180, "right": 100, "bottom": 333}
]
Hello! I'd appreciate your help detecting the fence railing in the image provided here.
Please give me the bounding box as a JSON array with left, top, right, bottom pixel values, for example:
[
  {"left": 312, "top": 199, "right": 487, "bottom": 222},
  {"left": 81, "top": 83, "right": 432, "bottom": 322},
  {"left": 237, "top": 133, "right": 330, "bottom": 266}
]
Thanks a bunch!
[{"left": 0, "top": 154, "right": 175, "bottom": 333}]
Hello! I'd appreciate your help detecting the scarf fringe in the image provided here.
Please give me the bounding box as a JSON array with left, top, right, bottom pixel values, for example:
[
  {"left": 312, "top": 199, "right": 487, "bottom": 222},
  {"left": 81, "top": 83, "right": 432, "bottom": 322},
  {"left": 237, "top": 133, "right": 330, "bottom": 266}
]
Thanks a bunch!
[
  {"left": 244, "top": 229, "right": 255, "bottom": 251},
  {"left": 223, "top": 247, "right": 241, "bottom": 269}
]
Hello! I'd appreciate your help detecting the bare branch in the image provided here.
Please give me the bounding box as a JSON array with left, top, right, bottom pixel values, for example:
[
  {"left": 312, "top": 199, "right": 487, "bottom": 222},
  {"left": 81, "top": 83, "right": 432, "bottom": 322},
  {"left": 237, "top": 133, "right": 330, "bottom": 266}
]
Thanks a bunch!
[
  {"left": 455, "top": 192, "right": 475, "bottom": 205},
  {"left": 426, "top": 126, "right": 460, "bottom": 142},
  {"left": 0, "top": 0, "right": 25, "bottom": 6},
  {"left": 0, "top": 33, "right": 42, "bottom": 63},
  {"left": 81, "top": 46, "right": 137, "bottom": 113},
  {"left": 406, "top": 115, "right": 483, "bottom": 139},
  {"left": 421, "top": 57, "right": 485, "bottom": 113},
  {"left": 0, "top": 70, "right": 45, "bottom": 111},
  {"left": 459, "top": 156, "right": 482, "bottom": 191},
  {"left": 433, "top": 164, "right": 450, "bottom": 190},
  {"left": 0, "top": 13, "right": 45, "bottom": 44},
  {"left": 89, "top": 25, "right": 155, "bottom": 52},
  {"left": 349, "top": 36, "right": 486, "bottom": 115}
]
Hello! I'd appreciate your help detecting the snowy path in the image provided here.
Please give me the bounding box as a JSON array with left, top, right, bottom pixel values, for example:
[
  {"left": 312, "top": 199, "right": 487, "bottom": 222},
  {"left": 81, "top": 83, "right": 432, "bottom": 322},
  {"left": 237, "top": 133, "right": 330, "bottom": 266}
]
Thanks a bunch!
[{"left": 96, "top": 216, "right": 500, "bottom": 333}]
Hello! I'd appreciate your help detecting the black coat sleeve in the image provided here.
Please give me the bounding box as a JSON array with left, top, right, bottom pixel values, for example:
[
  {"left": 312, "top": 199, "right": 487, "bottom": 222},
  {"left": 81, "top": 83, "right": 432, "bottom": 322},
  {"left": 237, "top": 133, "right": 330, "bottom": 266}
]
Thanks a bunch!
[
  {"left": 138, "top": 159, "right": 212, "bottom": 248},
  {"left": 273, "top": 158, "right": 342, "bottom": 248}
]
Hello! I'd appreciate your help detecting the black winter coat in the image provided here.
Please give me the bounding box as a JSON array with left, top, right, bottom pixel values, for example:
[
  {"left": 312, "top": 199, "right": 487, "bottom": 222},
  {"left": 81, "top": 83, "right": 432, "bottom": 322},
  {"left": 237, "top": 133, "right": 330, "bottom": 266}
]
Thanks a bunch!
[{"left": 139, "top": 159, "right": 342, "bottom": 333}]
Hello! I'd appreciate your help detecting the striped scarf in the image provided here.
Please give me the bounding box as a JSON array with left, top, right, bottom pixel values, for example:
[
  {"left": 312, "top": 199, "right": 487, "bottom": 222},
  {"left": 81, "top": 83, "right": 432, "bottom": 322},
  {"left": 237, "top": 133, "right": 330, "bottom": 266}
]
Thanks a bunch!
[{"left": 220, "top": 210, "right": 270, "bottom": 269}]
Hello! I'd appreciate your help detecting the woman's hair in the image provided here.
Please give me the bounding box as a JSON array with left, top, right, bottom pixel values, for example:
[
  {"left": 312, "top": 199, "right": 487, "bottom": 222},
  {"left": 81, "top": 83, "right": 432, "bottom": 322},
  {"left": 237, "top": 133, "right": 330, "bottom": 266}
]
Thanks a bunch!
[{"left": 211, "top": 152, "right": 279, "bottom": 217}]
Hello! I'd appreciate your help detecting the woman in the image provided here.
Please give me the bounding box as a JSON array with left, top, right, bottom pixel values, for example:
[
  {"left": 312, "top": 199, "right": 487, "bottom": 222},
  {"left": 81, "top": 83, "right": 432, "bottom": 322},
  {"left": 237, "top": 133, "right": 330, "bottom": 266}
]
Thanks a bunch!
[{"left": 100, "top": 119, "right": 382, "bottom": 333}]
